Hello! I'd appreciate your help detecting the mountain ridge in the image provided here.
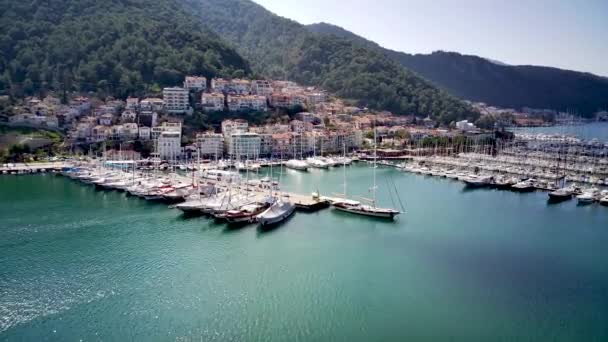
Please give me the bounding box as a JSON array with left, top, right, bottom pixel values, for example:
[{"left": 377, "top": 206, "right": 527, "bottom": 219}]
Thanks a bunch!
[
  {"left": 307, "top": 22, "right": 608, "bottom": 116},
  {"left": 187, "top": 0, "right": 480, "bottom": 124}
]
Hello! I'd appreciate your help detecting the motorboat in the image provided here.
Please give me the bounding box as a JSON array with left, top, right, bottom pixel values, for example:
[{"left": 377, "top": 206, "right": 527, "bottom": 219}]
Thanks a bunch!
[
  {"left": 463, "top": 175, "right": 493, "bottom": 188},
  {"left": 306, "top": 157, "right": 329, "bottom": 169},
  {"left": 576, "top": 188, "right": 600, "bottom": 205},
  {"left": 548, "top": 185, "right": 578, "bottom": 202},
  {"left": 511, "top": 179, "right": 536, "bottom": 192}
]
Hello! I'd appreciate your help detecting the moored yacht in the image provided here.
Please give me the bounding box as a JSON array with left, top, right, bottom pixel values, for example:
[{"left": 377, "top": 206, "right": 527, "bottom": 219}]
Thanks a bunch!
[
  {"left": 463, "top": 175, "right": 493, "bottom": 188},
  {"left": 512, "top": 179, "right": 536, "bottom": 192},
  {"left": 306, "top": 157, "right": 330, "bottom": 169},
  {"left": 576, "top": 188, "right": 600, "bottom": 205},
  {"left": 548, "top": 185, "right": 578, "bottom": 202},
  {"left": 285, "top": 159, "right": 309, "bottom": 171},
  {"left": 223, "top": 198, "right": 274, "bottom": 224},
  {"left": 256, "top": 198, "right": 296, "bottom": 226},
  {"left": 333, "top": 201, "right": 399, "bottom": 219}
]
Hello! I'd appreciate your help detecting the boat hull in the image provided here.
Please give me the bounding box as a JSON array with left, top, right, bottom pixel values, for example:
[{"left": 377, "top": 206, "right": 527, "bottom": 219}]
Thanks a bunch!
[{"left": 333, "top": 205, "right": 398, "bottom": 219}]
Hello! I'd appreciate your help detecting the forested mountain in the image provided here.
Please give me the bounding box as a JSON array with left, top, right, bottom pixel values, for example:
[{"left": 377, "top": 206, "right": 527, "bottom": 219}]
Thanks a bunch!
[
  {"left": 0, "top": 0, "right": 250, "bottom": 99},
  {"left": 189, "top": 0, "right": 479, "bottom": 124},
  {"left": 308, "top": 22, "right": 608, "bottom": 117}
]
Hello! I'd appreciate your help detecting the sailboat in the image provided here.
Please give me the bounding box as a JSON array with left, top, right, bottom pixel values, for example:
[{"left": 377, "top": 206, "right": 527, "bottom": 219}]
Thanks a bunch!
[
  {"left": 256, "top": 153, "right": 295, "bottom": 226},
  {"left": 333, "top": 126, "right": 401, "bottom": 220}
]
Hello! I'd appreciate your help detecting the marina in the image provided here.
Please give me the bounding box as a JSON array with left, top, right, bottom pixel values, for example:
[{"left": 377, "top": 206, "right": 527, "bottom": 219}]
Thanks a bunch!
[{"left": 1, "top": 162, "right": 608, "bottom": 340}]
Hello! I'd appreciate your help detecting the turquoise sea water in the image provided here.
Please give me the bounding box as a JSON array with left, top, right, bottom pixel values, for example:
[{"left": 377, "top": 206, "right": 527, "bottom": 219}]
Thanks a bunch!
[{"left": 1, "top": 165, "right": 608, "bottom": 341}]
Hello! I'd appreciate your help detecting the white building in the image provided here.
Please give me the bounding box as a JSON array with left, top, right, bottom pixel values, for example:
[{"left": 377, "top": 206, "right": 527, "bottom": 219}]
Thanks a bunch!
[
  {"left": 151, "top": 122, "right": 182, "bottom": 140},
  {"left": 211, "top": 78, "right": 250, "bottom": 95},
  {"left": 456, "top": 120, "right": 477, "bottom": 132},
  {"left": 140, "top": 98, "right": 164, "bottom": 112},
  {"left": 221, "top": 119, "right": 248, "bottom": 139},
  {"left": 196, "top": 132, "right": 224, "bottom": 158},
  {"left": 227, "top": 95, "right": 268, "bottom": 112},
  {"left": 251, "top": 80, "right": 273, "bottom": 96},
  {"left": 184, "top": 76, "right": 207, "bottom": 91},
  {"left": 163, "top": 87, "right": 191, "bottom": 115},
  {"left": 228, "top": 132, "right": 261, "bottom": 160},
  {"left": 201, "top": 93, "right": 225, "bottom": 112},
  {"left": 157, "top": 131, "right": 182, "bottom": 160}
]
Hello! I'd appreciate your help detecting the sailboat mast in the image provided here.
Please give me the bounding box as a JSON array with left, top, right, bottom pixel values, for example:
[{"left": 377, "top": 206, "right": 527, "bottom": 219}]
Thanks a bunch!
[{"left": 373, "top": 124, "right": 377, "bottom": 208}]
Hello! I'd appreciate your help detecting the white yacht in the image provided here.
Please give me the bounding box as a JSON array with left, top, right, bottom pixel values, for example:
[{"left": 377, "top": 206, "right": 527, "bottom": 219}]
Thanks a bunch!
[
  {"left": 306, "top": 157, "right": 329, "bottom": 169},
  {"left": 285, "top": 159, "right": 309, "bottom": 171},
  {"left": 577, "top": 188, "right": 600, "bottom": 204}
]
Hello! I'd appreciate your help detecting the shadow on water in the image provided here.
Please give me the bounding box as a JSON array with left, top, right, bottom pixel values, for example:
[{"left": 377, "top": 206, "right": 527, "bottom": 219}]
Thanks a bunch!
[
  {"left": 255, "top": 213, "right": 296, "bottom": 237},
  {"left": 175, "top": 211, "right": 207, "bottom": 221},
  {"left": 547, "top": 197, "right": 572, "bottom": 206},
  {"left": 223, "top": 221, "right": 253, "bottom": 234}
]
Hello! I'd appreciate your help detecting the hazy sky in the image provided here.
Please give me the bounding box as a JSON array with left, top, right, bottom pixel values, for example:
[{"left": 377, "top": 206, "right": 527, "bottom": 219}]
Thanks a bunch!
[{"left": 254, "top": 0, "right": 608, "bottom": 76}]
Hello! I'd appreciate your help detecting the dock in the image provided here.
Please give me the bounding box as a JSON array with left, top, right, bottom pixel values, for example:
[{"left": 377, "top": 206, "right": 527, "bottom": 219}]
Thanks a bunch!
[{"left": 1, "top": 162, "right": 67, "bottom": 174}]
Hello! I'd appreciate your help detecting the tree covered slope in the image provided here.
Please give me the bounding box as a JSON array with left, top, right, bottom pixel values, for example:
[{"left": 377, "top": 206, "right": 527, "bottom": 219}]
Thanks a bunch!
[
  {"left": 308, "top": 22, "right": 608, "bottom": 117},
  {"left": 190, "top": 0, "right": 479, "bottom": 123},
  {"left": 0, "top": 0, "right": 250, "bottom": 99}
]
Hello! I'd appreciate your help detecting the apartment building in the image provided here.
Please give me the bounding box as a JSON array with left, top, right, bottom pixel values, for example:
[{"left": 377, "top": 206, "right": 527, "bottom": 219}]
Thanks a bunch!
[
  {"left": 195, "top": 132, "right": 224, "bottom": 158},
  {"left": 201, "top": 93, "right": 225, "bottom": 112},
  {"left": 211, "top": 78, "right": 251, "bottom": 95},
  {"left": 251, "top": 80, "right": 273, "bottom": 96},
  {"left": 221, "top": 119, "right": 248, "bottom": 139},
  {"left": 157, "top": 131, "right": 182, "bottom": 160},
  {"left": 151, "top": 122, "right": 182, "bottom": 140},
  {"left": 163, "top": 87, "right": 191, "bottom": 115},
  {"left": 227, "top": 95, "right": 268, "bottom": 112},
  {"left": 183, "top": 76, "right": 207, "bottom": 91},
  {"left": 228, "top": 132, "right": 261, "bottom": 160}
]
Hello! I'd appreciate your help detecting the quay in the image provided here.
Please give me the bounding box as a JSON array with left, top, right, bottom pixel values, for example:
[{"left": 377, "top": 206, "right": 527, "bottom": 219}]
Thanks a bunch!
[{"left": 0, "top": 162, "right": 66, "bottom": 174}]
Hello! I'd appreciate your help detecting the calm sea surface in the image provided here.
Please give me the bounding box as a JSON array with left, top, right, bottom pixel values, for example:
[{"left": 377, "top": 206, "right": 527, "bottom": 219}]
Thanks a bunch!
[{"left": 1, "top": 163, "right": 608, "bottom": 341}]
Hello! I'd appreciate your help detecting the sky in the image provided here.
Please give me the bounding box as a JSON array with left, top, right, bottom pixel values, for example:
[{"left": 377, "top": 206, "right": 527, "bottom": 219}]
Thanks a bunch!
[{"left": 253, "top": 0, "right": 608, "bottom": 76}]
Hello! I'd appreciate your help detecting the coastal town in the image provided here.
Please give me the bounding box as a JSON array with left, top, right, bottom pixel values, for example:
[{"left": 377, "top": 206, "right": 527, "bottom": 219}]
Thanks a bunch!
[
  {"left": 2, "top": 75, "right": 608, "bottom": 210},
  {"left": 4, "top": 74, "right": 605, "bottom": 164}
]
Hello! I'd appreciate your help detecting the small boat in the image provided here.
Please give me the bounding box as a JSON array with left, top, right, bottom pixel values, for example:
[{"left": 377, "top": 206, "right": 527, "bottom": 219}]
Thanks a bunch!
[
  {"left": 463, "top": 175, "right": 493, "bottom": 188},
  {"left": 256, "top": 199, "right": 296, "bottom": 226},
  {"left": 512, "top": 180, "right": 536, "bottom": 192},
  {"left": 285, "top": 159, "right": 309, "bottom": 171},
  {"left": 306, "top": 157, "right": 329, "bottom": 169},
  {"left": 600, "top": 196, "right": 608, "bottom": 207},
  {"left": 493, "top": 176, "right": 517, "bottom": 190},
  {"left": 548, "top": 186, "right": 577, "bottom": 202},
  {"left": 575, "top": 188, "right": 599, "bottom": 204}
]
